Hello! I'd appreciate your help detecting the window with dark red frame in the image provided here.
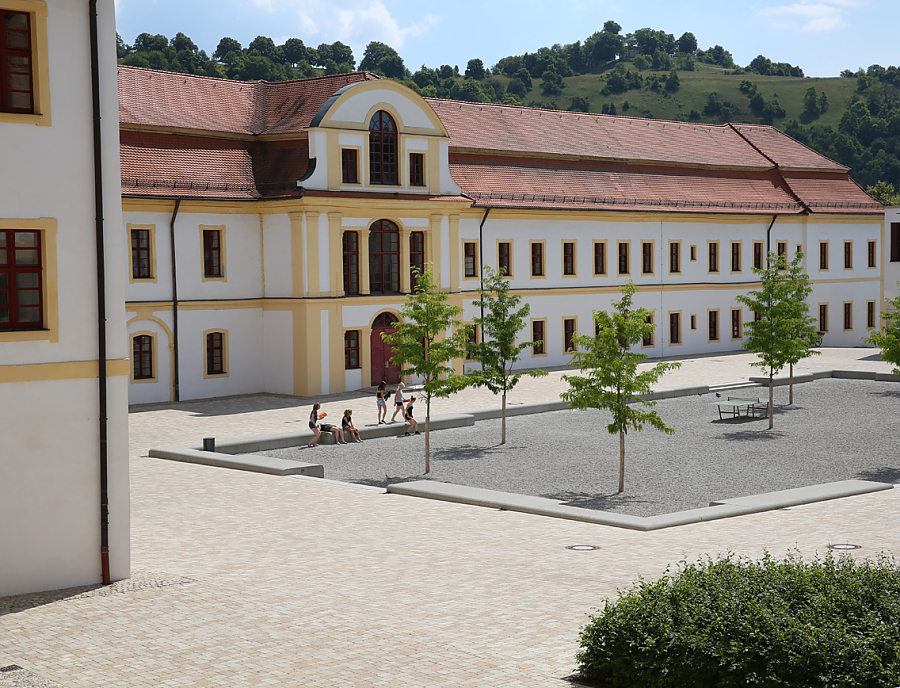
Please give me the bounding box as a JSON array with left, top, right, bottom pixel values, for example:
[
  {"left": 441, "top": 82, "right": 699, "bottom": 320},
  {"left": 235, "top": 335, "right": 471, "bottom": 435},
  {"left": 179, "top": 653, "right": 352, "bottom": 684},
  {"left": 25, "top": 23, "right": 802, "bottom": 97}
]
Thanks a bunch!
[
  {"left": 731, "top": 242, "right": 741, "bottom": 272},
  {"left": 669, "top": 312, "right": 680, "bottom": 344},
  {"left": 708, "top": 310, "right": 719, "bottom": 341},
  {"left": 464, "top": 242, "right": 477, "bottom": 278},
  {"left": 732, "top": 309, "right": 742, "bottom": 339},
  {"left": 669, "top": 242, "right": 680, "bottom": 273},
  {"left": 843, "top": 302, "right": 852, "bottom": 330},
  {"left": 564, "top": 318, "right": 576, "bottom": 352},
  {"left": 343, "top": 231, "right": 359, "bottom": 295},
  {"left": 344, "top": 330, "right": 360, "bottom": 369},
  {"left": 891, "top": 223, "right": 900, "bottom": 262},
  {"left": 753, "top": 242, "right": 763, "bottom": 269},
  {"left": 868, "top": 301, "right": 876, "bottom": 328},
  {"left": 642, "top": 242, "right": 652, "bottom": 274},
  {"left": 594, "top": 242, "right": 606, "bottom": 275},
  {"left": 531, "top": 243, "right": 543, "bottom": 277},
  {"left": 819, "top": 303, "right": 828, "bottom": 332},
  {"left": 133, "top": 335, "right": 153, "bottom": 380},
  {"left": 369, "top": 110, "right": 398, "bottom": 185},
  {"left": 466, "top": 325, "right": 478, "bottom": 360},
  {"left": 498, "top": 241, "right": 511, "bottom": 276},
  {"left": 203, "top": 229, "right": 222, "bottom": 278},
  {"left": 368, "top": 220, "right": 400, "bottom": 293},
  {"left": 642, "top": 314, "right": 654, "bottom": 346},
  {"left": 409, "top": 152, "right": 424, "bottom": 187},
  {"left": 0, "top": 229, "right": 42, "bottom": 329},
  {"left": 341, "top": 148, "right": 359, "bottom": 184},
  {"left": 708, "top": 242, "right": 719, "bottom": 273},
  {"left": 1, "top": 11, "right": 33, "bottom": 114},
  {"left": 410, "top": 231, "right": 425, "bottom": 289},
  {"left": 618, "top": 242, "right": 629, "bottom": 274},
  {"left": 131, "top": 228, "right": 151, "bottom": 279},
  {"left": 563, "top": 242, "right": 575, "bottom": 275},
  {"left": 819, "top": 241, "right": 828, "bottom": 270},
  {"left": 844, "top": 241, "right": 853, "bottom": 269},
  {"left": 532, "top": 320, "right": 545, "bottom": 354},
  {"left": 206, "top": 332, "right": 225, "bottom": 375},
  {"left": 868, "top": 240, "right": 876, "bottom": 268}
]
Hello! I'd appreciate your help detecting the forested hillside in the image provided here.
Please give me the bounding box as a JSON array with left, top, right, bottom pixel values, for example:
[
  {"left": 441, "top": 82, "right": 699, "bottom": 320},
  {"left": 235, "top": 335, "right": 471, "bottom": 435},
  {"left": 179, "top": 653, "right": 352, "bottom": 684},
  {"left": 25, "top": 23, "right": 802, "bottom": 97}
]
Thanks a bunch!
[{"left": 116, "top": 23, "right": 900, "bottom": 198}]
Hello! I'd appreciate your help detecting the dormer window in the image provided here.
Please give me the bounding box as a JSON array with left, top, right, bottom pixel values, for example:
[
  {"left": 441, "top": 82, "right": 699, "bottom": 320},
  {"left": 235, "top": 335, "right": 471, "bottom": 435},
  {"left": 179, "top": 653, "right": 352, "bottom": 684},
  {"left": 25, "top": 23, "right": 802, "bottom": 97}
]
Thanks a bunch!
[{"left": 369, "top": 110, "right": 398, "bottom": 185}]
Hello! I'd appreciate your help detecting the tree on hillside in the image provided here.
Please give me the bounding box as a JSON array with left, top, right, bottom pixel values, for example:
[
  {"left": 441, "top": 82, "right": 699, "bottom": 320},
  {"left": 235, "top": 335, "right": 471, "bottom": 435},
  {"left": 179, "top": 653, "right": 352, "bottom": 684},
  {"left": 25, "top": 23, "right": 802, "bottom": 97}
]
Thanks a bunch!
[
  {"left": 381, "top": 266, "right": 471, "bottom": 474},
  {"left": 467, "top": 266, "right": 548, "bottom": 444},
  {"left": 603, "top": 20, "right": 621, "bottom": 34},
  {"left": 736, "top": 252, "right": 819, "bottom": 427},
  {"left": 867, "top": 181, "right": 900, "bottom": 205},
  {"left": 465, "top": 58, "right": 486, "bottom": 79},
  {"left": 561, "top": 282, "right": 681, "bottom": 493},
  {"left": 133, "top": 32, "right": 168, "bottom": 53},
  {"left": 213, "top": 37, "right": 242, "bottom": 61},
  {"left": 677, "top": 31, "right": 697, "bottom": 54},
  {"left": 864, "top": 287, "right": 900, "bottom": 375},
  {"left": 360, "top": 41, "right": 405, "bottom": 77}
]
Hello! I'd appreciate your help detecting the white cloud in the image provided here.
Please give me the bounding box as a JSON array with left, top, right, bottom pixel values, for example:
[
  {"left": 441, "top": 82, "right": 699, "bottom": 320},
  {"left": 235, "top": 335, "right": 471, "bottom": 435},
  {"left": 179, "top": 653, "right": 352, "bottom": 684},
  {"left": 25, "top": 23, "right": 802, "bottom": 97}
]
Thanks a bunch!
[
  {"left": 760, "top": 0, "right": 862, "bottom": 33},
  {"left": 297, "top": 0, "right": 440, "bottom": 49}
]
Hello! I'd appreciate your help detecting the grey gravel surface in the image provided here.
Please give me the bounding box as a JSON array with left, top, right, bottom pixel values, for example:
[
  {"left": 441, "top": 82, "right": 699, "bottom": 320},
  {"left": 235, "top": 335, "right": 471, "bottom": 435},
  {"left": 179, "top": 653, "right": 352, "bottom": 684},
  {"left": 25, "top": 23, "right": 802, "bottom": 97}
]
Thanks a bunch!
[{"left": 256, "top": 378, "right": 900, "bottom": 517}]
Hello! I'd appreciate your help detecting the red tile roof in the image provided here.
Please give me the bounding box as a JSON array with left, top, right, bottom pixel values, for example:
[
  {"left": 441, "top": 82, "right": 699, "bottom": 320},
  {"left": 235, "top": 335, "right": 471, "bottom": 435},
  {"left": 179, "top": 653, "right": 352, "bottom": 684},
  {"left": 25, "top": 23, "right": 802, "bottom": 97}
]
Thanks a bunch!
[
  {"left": 427, "top": 99, "right": 782, "bottom": 169},
  {"left": 118, "top": 66, "right": 377, "bottom": 135},
  {"left": 449, "top": 154, "right": 804, "bottom": 214},
  {"left": 780, "top": 172, "right": 883, "bottom": 213},
  {"left": 730, "top": 124, "right": 847, "bottom": 171}
]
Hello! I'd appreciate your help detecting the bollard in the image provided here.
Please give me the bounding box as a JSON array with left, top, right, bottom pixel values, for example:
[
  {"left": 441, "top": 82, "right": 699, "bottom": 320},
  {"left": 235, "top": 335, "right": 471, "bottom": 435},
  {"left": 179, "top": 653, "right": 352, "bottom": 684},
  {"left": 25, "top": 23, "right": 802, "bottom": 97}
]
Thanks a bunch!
[{"left": 202, "top": 437, "right": 215, "bottom": 452}]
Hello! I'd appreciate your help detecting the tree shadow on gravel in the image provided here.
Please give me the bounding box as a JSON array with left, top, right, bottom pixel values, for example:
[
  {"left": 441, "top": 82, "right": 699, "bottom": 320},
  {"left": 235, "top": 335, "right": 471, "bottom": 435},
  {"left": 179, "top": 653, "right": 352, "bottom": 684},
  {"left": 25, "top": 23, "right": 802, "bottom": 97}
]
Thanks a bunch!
[
  {"left": 352, "top": 475, "right": 424, "bottom": 489},
  {"left": 854, "top": 467, "right": 900, "bottom": 483},
  {"left": 543, "top": 490, "right": 654, "bottom": 511},
  {"left": 430, "top": 443, "right": 511, "bottom": 462},
  {"left": 870, "top": 389, "right": 900, "bottom": 399},
  {"left": 718, "top": 429, "right": 787, "bottom": 441}
]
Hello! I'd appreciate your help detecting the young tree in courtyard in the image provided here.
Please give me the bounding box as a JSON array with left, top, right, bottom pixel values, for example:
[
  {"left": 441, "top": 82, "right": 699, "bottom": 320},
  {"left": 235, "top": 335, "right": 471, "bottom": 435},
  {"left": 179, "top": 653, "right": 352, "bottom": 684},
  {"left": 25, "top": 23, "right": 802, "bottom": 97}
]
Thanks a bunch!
[
  {"left": 467, "top": 266, "right": 547, "bottom": 444},
  {"left": 864, "top": 284, "right": 900, "bottom": 374},
  {"left": 736, "top": 251, "right": 819, "bottom": 427},
  {"left": 560, "top": 282, "right": 681, "bottom": 493},
  {"left": 382, "top": 266, "right": 471, "bottom": 474}
]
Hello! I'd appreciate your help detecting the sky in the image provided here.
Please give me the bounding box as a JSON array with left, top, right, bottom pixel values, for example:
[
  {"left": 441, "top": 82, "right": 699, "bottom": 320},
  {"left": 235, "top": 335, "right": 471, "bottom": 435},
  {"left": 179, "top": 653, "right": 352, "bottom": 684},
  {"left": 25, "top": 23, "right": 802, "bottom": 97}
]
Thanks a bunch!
[{"left": 115, "top": 0, "right": 898, "bottom": 78}]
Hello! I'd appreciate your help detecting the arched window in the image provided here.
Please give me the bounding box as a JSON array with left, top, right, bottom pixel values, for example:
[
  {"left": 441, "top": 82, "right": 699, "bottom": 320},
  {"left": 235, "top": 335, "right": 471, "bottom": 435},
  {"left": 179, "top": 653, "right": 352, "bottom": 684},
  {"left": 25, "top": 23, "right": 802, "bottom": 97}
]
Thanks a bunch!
[
  {"left": 369, "top": 220, "right": 400, "bottom": 294},
  {"left": 133, "top": 335, "right": 153, "bottom": 380},
  {"left": 369, "top": 110, "right": 398, "bottom": 185}
]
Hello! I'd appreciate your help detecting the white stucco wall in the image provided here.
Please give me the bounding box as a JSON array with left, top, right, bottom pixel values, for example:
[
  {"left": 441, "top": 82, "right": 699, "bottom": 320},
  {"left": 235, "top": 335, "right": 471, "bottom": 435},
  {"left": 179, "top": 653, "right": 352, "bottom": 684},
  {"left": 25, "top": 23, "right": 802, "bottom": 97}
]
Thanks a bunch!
[{"left": 1, "top": 0, "right": 129, "bottom": 597}]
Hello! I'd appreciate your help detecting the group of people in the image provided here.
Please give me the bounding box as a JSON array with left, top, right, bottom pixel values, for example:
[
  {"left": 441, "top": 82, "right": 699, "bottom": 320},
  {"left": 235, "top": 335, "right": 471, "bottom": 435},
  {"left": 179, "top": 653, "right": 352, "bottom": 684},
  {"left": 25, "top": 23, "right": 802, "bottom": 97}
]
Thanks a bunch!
[
  {"left": 306, "top": 404, "right": 362, "bottom": 447},
  {"left": 376, "top": 381, "right": 419, "bottom": 436},
  {"left": 306, "top": 381, "right": 419, "bottom": 447}
]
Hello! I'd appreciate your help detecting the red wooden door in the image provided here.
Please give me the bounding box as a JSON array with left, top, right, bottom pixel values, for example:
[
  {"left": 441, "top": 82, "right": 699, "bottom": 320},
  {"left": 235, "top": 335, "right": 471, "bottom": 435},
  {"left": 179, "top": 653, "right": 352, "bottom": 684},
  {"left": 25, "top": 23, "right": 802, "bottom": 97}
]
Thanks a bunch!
[{"left": 371, "top": 313, "right": 400, "bottom": 385}]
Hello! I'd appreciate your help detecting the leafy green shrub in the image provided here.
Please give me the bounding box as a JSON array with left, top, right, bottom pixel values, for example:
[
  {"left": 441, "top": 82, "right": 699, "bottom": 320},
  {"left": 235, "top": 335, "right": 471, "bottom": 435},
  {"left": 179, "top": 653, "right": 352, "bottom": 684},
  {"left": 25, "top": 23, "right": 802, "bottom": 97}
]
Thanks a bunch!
[{"left": 577, "top": 552, "right": 900, "bottom": 687}]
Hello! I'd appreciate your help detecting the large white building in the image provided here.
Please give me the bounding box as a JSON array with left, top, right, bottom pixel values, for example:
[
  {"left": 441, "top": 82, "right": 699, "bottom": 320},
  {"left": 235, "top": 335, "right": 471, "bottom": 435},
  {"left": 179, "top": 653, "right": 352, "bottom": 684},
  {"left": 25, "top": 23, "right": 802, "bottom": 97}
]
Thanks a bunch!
[
  {"left": 118, "top": 67, "right": 885, "bottom": 404},
  {"left": 0, "top": 0, "right": 129, "bottom": 596}
]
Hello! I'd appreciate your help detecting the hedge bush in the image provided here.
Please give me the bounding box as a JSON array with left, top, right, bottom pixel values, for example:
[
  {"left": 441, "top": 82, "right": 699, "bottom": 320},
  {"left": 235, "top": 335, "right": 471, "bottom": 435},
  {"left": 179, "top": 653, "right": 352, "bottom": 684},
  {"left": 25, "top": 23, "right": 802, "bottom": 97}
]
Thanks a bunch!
[{"left": 576, "top": 552, "right": 900, "bottom": 687}]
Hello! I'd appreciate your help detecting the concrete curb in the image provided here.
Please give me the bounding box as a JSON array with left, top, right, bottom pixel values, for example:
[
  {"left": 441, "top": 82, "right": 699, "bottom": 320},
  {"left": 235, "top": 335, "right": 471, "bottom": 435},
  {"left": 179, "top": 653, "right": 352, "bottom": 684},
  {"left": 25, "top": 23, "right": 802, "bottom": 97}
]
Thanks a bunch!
[
  {"left": 148, "top": 447, "right": 324, "bottom": 477},
  {"left": 386, "top": 479, "right": 894, "bottom": 531}
]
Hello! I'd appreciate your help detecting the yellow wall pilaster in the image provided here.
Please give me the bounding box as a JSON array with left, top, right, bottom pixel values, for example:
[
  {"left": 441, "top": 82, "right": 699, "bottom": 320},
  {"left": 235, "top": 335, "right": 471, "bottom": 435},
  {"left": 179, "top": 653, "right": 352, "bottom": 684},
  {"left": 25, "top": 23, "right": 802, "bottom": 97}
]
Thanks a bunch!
[
  {"left": 427, "top": 138, "right": 440, "bottom": 195},
  {"left": 292, "top": 301, "right": 320, "bottom": 397},
  {"left": 360, "top": 228, "right": 371, "bottom": 295},
  {"left": 429, "top": 213, "right": 443, "bottom": 287},
  {"left": 327, "top": 131, "right": 340, "bottom": 190},
  {"left": 306, "top": 211, "right": 321, "bottom": 297},
  {"left": 448, "top": 213, "right": 460, "bottom": 293},
  {"left": 329, "top": 301, "right": 345, "bottom": 394},
  {"left": 288, "top": 211, "right": 305, "bottom": 298},
  {"left": 400, "top": 227, "right": 412, "bottom": 293},
  {"left": 328, "top": 212, "right": 343, "bottom": 297},
  {"left": 361, "top": 325, "right": 372, "bottom": 388}
]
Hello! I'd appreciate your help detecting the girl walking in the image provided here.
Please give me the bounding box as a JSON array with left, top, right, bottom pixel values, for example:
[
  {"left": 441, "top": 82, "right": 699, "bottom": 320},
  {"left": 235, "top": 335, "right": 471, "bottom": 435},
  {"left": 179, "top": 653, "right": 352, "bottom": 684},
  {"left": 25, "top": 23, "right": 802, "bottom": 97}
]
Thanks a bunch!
[
  {"left": 375, "top": 381, "right": 388, "bottom": 424},
  {"left": 390, "top": 381, "right": 406, "bottom": 422},
  {"left": 401, "top": 396, "right": 419, "bottom": 436}
]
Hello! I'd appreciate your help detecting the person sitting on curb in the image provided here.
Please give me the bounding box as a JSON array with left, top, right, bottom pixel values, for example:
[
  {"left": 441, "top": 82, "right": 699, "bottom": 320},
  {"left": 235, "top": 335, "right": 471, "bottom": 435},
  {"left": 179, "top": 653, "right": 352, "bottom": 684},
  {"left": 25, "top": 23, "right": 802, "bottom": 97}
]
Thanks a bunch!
[
  {"left": 307, "top": 403, "right": 323, "bottom": 447},
  {"left": 342, "top": 409, "right": 362, "bottom": 443},
  {"left": 319, "top": 413, "right": 349, "bottom": 445},
  {"left": 401, "top": 396, "right": 419, "bottom": 436},
  {"left": 390, "top": 381, "right": 406, "bottom": 422}
]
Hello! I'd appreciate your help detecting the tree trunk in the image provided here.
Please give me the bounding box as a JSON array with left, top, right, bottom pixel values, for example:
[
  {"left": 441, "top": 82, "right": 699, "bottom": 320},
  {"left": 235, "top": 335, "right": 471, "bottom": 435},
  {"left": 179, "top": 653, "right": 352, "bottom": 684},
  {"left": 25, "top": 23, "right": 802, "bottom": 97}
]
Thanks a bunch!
[
  {"left": 425, "top": 397, "right": 431, "bottom": 474},
  {"left": 789, "top": 362, "right": 794, "bottom": 405},
  {"left": 768, "top": 374, "right": 774, "bottom": 430},
  {"left": 618, "top": 430, "right": 625, "bottom": 493},
  {"left": 501, "top": 391, "right": 507, "bottom": 445}
]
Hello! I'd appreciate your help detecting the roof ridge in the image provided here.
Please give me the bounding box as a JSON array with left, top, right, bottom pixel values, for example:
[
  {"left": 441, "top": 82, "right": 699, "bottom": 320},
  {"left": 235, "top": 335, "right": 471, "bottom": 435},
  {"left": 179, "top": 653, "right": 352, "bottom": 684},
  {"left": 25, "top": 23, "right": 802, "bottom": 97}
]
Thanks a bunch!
[
  {"left": 424, "top": 96, "right": 735, "bottom": 131},
  {"left": 117, "top": 64, "right": 381, "bottom": 88},
  {"left": 731, "top": 122, "right": 849, "bottom": 172}
]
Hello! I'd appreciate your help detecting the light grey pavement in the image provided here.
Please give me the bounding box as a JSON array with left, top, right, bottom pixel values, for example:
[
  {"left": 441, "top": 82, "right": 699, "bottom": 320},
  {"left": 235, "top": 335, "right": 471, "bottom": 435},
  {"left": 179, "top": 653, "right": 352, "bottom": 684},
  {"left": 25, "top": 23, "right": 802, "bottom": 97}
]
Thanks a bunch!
[{"left": 1, "top": 348, "right": 898, "bottom": 687}]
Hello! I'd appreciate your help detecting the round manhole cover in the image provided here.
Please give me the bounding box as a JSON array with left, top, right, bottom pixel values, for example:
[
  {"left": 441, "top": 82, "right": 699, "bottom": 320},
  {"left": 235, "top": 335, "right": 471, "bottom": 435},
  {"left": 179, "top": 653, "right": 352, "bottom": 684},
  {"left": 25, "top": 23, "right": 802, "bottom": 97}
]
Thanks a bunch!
[
  {"left": 827, "top": 543, "right": 861, "bottom": 551},
  {"left": 566, "top": 545, "right": 600, "bottom": 551}
]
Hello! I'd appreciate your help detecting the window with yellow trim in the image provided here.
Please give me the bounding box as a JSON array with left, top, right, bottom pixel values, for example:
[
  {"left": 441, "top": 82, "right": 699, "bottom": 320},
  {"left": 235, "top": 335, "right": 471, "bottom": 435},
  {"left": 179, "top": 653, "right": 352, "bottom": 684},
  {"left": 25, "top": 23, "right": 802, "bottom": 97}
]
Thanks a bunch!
[
  {"left": 0, "top": 218, "right": 57, "bottom": 341},
  {"left": 0, "top": 2, "right": 49, "bottom": 125}
]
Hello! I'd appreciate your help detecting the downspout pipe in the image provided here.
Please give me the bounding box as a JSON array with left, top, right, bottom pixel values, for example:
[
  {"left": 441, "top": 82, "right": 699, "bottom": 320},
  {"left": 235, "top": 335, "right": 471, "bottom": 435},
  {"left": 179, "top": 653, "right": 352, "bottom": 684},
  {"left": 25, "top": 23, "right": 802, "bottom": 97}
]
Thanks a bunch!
[
  {"left": 88, "top": 0, "right": 110, "bottom": 586},
  {"left": 170, "top": 199, "right": 181, "bottom": 401},
  {"left": 478, "top": 207, "right": 491, "bottom": 324},
  {"left": 766, "top": 214, "right": 778, "bottom": 267}
]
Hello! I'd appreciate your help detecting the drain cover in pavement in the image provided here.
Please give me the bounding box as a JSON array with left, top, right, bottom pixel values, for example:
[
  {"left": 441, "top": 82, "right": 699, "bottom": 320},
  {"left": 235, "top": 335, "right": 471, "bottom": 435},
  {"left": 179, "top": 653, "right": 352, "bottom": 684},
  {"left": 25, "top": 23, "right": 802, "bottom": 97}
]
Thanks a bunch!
[
  {"left": 827, "top": 543, "right": 861, "bottom": 551},
  {"left": 566, "top": 545, "right": 600, "bottom": 551}
]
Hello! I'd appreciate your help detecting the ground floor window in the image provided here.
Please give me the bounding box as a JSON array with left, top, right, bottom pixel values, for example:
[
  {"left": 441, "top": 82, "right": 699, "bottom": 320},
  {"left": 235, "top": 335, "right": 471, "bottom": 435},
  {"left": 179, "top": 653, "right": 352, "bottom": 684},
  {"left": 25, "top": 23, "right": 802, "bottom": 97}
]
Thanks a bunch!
[
  {"left": 206, "top": 331, "right": 226, "bottom": 375},
  {"left": 133, "top": 334, "right": 153, "bottom": 380},
  {"left": 344, "top": 329, "right": 360, "bottom": 369},
  {"left": 669, "top": 312, "right": 681, "bottom": 345},
  {"left": 532, "top": 319, "right": 545, "bottom": 355}
]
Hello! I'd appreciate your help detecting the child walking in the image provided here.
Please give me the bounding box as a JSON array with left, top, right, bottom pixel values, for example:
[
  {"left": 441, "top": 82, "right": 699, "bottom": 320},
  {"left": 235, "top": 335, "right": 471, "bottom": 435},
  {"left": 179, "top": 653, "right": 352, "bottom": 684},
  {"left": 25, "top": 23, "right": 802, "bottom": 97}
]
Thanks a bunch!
[
  {"left": 390, "top": 381, "right": 406, "bottom": 422},
  {"left": 375, "top": 381, "right": 388, "bottom": 424},
  {"left": 401, "top": 396, "right": 419, "bottom": 436}
]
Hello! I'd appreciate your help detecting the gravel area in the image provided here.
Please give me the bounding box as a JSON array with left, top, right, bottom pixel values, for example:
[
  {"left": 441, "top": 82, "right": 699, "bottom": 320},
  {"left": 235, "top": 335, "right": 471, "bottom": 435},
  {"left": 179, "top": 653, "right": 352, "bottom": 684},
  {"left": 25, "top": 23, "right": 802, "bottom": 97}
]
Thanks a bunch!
[{"left": 256, "top": 378, "right": 900, "bottom": 517}]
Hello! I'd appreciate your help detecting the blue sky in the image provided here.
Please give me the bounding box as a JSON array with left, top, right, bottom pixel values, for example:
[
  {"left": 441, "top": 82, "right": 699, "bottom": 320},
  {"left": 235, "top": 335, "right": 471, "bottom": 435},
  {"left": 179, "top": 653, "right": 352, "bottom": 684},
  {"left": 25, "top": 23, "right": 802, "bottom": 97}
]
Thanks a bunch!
[{"left": 115, "top": 0, "right": 897, "bottom": 78}]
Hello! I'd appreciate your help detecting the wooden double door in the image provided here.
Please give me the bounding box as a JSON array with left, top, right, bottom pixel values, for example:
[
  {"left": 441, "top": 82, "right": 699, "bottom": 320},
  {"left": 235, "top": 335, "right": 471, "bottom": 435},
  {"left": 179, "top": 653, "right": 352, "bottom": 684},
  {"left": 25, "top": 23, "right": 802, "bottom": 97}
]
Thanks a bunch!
[{"left": 370, "top": 312, "right": 400, "bottom": 385}]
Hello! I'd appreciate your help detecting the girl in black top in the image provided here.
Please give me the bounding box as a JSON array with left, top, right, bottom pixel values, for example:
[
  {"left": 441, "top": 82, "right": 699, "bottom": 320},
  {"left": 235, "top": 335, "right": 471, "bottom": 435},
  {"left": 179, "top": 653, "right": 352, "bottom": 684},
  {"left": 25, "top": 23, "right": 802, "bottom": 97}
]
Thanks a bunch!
[
  {"left": 308, "top": 403, "right": 322, "bottom": 447},
  {"left": 375, "top": 381, "right": 388, "bottom": 424},
  {"left": 342, "top": 409, "right": 362, "bottom": 442},
  {"left": 402, "top": 396, "right": 419, "bottom": 436}
]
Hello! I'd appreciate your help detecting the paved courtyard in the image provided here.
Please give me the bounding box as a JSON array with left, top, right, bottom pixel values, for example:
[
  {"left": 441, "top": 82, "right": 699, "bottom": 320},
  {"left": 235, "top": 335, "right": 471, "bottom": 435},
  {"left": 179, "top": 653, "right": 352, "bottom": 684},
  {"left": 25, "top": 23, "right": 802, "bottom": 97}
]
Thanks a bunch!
[{"left": 1, "top": 348, "right": 899, "bottom": 687}]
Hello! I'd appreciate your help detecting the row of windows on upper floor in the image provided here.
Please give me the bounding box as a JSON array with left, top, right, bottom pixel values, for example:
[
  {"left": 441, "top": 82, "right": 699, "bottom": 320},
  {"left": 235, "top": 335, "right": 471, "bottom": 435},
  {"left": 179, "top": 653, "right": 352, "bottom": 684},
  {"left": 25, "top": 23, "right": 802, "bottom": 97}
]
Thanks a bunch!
[{"left": 125, "top": 221, "right": 887, "bottom": 297}]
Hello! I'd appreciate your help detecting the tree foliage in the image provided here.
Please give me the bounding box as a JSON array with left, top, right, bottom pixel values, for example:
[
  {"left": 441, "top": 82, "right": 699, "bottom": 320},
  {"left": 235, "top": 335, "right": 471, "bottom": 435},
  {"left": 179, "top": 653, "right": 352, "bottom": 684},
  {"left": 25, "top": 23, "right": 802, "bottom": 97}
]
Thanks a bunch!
[
  {"left": 736, "top": 252, "right": 819, "bottom": 425},
  {"left": 381, "top": 266, "right": 471, "bottom": 473},
  {"left": 560, "top": 282, "right": 681, "bottom": 493},
  {"left": 466, "top": 266, "right": 548, "bottom": 444},
  {"left": 864, "top": 285, "right": 900, "bottom": 375}
]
